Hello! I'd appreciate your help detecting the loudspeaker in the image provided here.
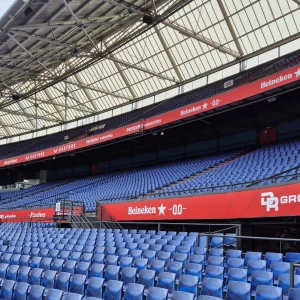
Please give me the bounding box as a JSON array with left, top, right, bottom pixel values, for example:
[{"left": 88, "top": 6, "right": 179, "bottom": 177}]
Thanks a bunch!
[
  {"left": 143, "top": 15, "right": 153, "bottom": 25},
  {"left": 12, "top": 94, "right": 20, "bottom": 101},
  {"left": 24, "top": 6, "right": 33, "bottom": 17}
]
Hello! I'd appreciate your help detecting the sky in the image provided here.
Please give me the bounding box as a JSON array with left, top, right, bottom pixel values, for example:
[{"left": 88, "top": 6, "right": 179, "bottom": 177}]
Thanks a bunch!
[{"left": 0, "top": 0, "right": 16, "bottom": 20}]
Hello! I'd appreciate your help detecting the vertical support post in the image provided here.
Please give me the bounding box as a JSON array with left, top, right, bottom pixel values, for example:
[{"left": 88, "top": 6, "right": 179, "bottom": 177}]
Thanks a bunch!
[
  {"left": 157, "top": 222, "right": 161, "bottom": 232},
  {"left": 290, "top": 263, "right": 295, "bottom": 288},
  {"left": 236, "top": 224, "right": 242, "bottom": 249}
]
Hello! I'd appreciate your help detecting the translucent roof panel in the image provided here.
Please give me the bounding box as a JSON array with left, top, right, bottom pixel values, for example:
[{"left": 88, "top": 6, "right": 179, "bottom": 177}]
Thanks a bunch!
[{"left": 0, "top": 0, "right": 299, "bottom": 137}]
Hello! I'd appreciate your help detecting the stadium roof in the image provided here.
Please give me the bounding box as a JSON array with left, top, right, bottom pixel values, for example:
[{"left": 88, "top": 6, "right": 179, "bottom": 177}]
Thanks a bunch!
[{"left": 0, "top": 0, "right": 299, "bottom": 137}]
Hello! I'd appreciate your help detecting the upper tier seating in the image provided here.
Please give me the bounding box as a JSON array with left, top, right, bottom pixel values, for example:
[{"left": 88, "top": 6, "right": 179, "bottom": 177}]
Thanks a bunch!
[
  {"left": 0, "top": 52, "right": 299, "bottom": 160},
  {"left": 0, "top": 222, "right": 297, "bottom": 300}
]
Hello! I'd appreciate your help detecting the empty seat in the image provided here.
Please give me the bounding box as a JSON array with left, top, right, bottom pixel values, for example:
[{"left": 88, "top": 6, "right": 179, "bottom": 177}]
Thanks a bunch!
[
  {"left": 255, "top": 285, "right": 282, "bottom": 300},
  {"left": 17, "top": 266, "right": 31, "bottom": 283},
  {"left": 10, "top": 254, "right": 21, "bottom": 265},
  {"left": 40, "top": 257, "right": 53, "bottom": 270},
  {"left": 64, "top": 293, "right": 83, "bottom": 300},
  {"left": 200, "top": 278, "right": 223, "bottom": 298},
  {"left": 120, "top": 257, "right": 134, "bottom": 269},
  {"left": 41, "top": 270, "right": 57, "bottom": 290},
  {"left": 247, "top": 259, "right": 266, "bottom": 279},
  {"left": 121, "top": 267, "right": 137, "bottom": 288},
  {"left": 288, "top": 288, "right": 300, "bottom": 300},
  {"left": 0, "top": 279, "right": 16, "bottom": 299},
  {"left": 146, "top": 286, "right": 168, "bottom": 300},
  {"left": 63, "top": 260, "right": 77, "bottom": 274},
  {"left": 103, "top": 280, "right": 123, "bottom": 300},
  {"left": 250, "top": 270, "right": 274, "bottom": 296},
  {"left": 226, "top": 258, "right": 244, "bottom": 276},
  {"left": 86, "top": 277, "right": 104, "bottom": 298},
  {"left": 173, "top": 253, "right": 188, "bottom": 266},
  {"left": 30, "top": 257, "right": 42, "bottom": 268},
  {"left": 244, "top": 252, "right": 262, "bottom": 267},
  {"left": 189, "top": 254, "right": 205, "bottom": 266},
  {"left": 28, "top": 268, "right": 43, "bottom": 285},
  {"left": 28, "top": 286, "right": 45, "bottom": 300},
  {"left": 205, "top": 266, "right": 224, "bottom": 280},
  {"left": 81, "top": 253, "right": 93, "bottom": 263},
  {"left": 225, "top": 268, "right": 247, "bottom": 290},
  {"left": 150, "top": 260, "right": 165, "bottom": 277},
  {"left": 124, "top": 283, "right": 145, "bottom": 300},
  {"left": 265, "top": 252, "right": 283, "bottom": 270},
  {"left": 209, "top": 249, "right": 224, "bottom": 257},
  {"left": 157, "top": 272, "right": 176, "bottom": 297},
  {"left": 270, "top": 261, "right": 290, "bottom": 282},
  {"left": 70, "top": 274, "right": 86, "bottom": 295},
  {"left": 207, "top": 256, "right": 224, "bottom": 267},
  {"left": 19, "top": 255, "right": 30, "bottom": 267},
  {"left": 185, "top": 263, "right": 202, "bottom": 280},
  {"left": 138, "top": 269, "right": 155, "bottom": 294},
  {"left": 226, "top": 281, "right": 251, "bottom": 300},
  {"left": 54, "top": 272, "right": 71, "bottom": 292},
  {"left": 45, "top": 288, "right": 64, "bottom": 300},
  {"left": 52, "top": 259, "right": 64, "bottom": 272},
  {"left": 90, "top": 263, "right": 104, "bottom": 278},
  {"left": 105, "top": 255, "right": 118, "bottom": 267},
  {"left": 167, "top": 261, "right": 183, "bottom": 279},
  {"left": 285, "top": 252, "right": 300, "bottom": 263},
  {"left": 178, "top": 274, "right": 199, "bottom": 297},
  {"left": 104, "top": 265, "right": 120, "bottom": 283},
  {"left": 278, "top": 274, "right": 300, "bottom": 298},
  {"left": 171, "top": 291, "right": 195, "bottom": 300},
  {"left": 5, "top": 265, "right": 19, "bottom": 281},
  {"left": 225, "top": 250, "right": 242, "bottom": 263},
  {"left": 13, "top": 282, "right": 30, "bottom": 300},
  {"left": 134, "top": 258, "right": 148, "bottom": 273},
  {"left": 76, "top": 262, "right": 90, "bottom": 276}
]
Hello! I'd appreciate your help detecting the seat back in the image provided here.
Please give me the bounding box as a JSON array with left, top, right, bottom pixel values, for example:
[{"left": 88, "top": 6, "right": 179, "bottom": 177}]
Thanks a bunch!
[
  {"left": 103, "top": 280, "right": 123, "bottom": 300},
  {"left": 255, "top": 285, "right": 282, "bottom": 300},
  {"left": 124, "top": 283, "right": 144, "bottom": 300},
  {"left": 226, "top": 281, "right": 251, "bottom": 300},
  {"left": 200, "top": 278, "right": 223, "bottom": 298}
]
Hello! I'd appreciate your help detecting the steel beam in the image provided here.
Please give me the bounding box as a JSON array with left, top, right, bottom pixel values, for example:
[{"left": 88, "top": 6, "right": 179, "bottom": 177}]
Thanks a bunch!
[
  {"left": 163, "top": 21, "right": 241, "bottom": 58},
  {"left": 154, "top": 26, "right": 184, "bottom": 82},
  {"left": 216, "top": 0, "right": 244, "bottom": 56}
]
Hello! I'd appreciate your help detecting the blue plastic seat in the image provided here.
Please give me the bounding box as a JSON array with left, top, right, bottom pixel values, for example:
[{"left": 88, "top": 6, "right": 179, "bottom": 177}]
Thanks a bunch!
[
  {"left": 64, "top": 293, "right": 83, "bottom": 300},
  {"left": 189, "top": 254, "right": 205, "bottom": 266},
  {"left": 124, "top": 282, "right": 145, "bottom": 300},
  {"left": 265, "top": 252, "right": 283, "bottom": 270},
  {"left": 270, "top": 261, "right": 290, "bottom": 282},
  {"left": 40, "top": 257, "right": 53, "bottom": 270},
  {"left": 45, "top": 288, "right": 64, "bottom": 300},
  {"left": 81, "top": 252, "right": 93, "bottom": 263},
  {"left": 255, "top": 285, "right": 282, "bottom": 300},
  {"left": 150, "top": 244, "right": 162, "bottom": 254},
  {"left": 104, "top": 265, "right": 120, "bottom": 283},
  {"left": 13, "top": 282, "right": 30, "bottom": 300},
  {"left": 69, "top": 252, "right": 81, "bottom": 261},
  {"left": 92, "top": 253, "right": 104, "bottom": 265},
  {"left": 288, "top": 288, "right": 300, "bottom": 300},
  {"left": 207, "top": 256, "right": 224, "bottom": 267},
  {"left": 157, "top": 272, "right": 176, "bottom": 297},
  {"left": 103, "top": 280, "right": 123, "bottom": 300},
  {"left": 19, "top": 255, "right": 30, "bottom": 267},
  {"left": 171, "top": 291, "right": 195, "bottom": 300},
  {"left": 41, "top": 270, "right": 57, "bottom": 290},
  {"left": 210, "top": 237, "right": 223, "bottom": 248},
  {"left": 173, "top": 253, "right": 188, "bottom": 266},
  {"left": 143, "top": 250, "right": 156, "bottom": 264},
  {"left": 278, "top": 274, "right": 300, "bottom": 298},
  {"left": 250, "top": 270, "right": 273, "bottom": 296},
  {"left": 17, "top": 266, "right": 31, "bottom": 283},
  {"left": 225, "top": 250, "right": 242, "bottom": 263},
  {"left": 146, "top": 286, "right": 168, "bottom": 300},
  {"left": 200, "top": 278, "right": 223, "bottom": 298},
  {"left": 0, "top": 279, "right": 16, "bottom": 299},
  {"left": 28, "top": 286, "right": 45, "bottom": 300},
  {"left": 178, "top": 274, "right": 199, "bottom": 297},
  {"left": 86, "top": 277, "right": 104, "bottom": 298},
  {"left": 54, "top": 271, "right": 71, "bottom": 292},
  {"left": 225, "top": 268, "right": 247, "bottom": 290},
  {"left": 117, "top": 248, "right": 129, "bottom": 260},
  {"left": 90, "top": 263, "right": 104, "bottom": 278},
  {"left": 244, "top": 252, "right": 262, "bottom": 267},
  {"left": 150, "top": 260, "right": 165, "bottom": 277},
  {"left": 28, "top": 268, "right": 43, "bottom": 285},
  {"left": 285, "top": 252, "right": 300, "bottom": 263},
  {"left": 120, "top": 257, "right": 134, "bottom": 269},
  {"left": 134, "top": 258, "right": 148, "bottom": 273},
  {"left": 63, "top": 260, "right": 77, "bottom": 274},
  {"left": 70, "top": 274, "right": 86, "bottom": 295},
  {"left": 30, "top": 257, "right": 42, "bottom": 268},
  {"left": 121, "top": 267, "right": 137, "bottom": 288},
  {"left": 226, "top": 281, "right": 251, "bottom": 300},
  {"left": 167, "top": 261, "right": 183, "bottom": 279},
  {"left": 76, "top": 262, "right": 90, "bottom": 276},
  {"left": 247, "top": 259, "right": 266, "bottom": 279},
  {"left": 209, "top": 249, "right": 223, "bottom": 257},
  {"left": 226, "top": 258, "right": 244, "bottom": 276},
  {"left": 2, "top": 253, "right": 12, "bottom": 264},
  {"left": 5, "top": 265, "right": 19, "bottom": 281},
  {"left": 10, "top": 254, "right": 21, "bottom": 265},
  {"left": 52, "top": 259, "right": 64, "bottom": 272},
  {"left": 131, "top": 249, "right": 143, "bottom": 259},
  {"left": 58, "top": 251, "right": 70, "bottom": 261},
  {"left": 205, "top": 266, "right": 224, "bottom": 280},
  {"left": 105, "top": 255, "right": 118, "bottom": 267},
  {"left": 138, "top": 269, "right": 155, "bottom": 294},
  {"left": 185, "top": 263, "right": 202, "bottom": 281}
]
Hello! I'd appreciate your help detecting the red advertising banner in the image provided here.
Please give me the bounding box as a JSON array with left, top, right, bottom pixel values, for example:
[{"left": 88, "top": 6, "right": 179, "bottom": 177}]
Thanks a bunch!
[
  {"left": 100, "top": 182, "right": 300, "bottom": 221},
  {"left": 1, "top": 65, "right": 300, "bottom": 168},
  {"left": 0, "top": 208, "right": 55, "bottom": 222}
]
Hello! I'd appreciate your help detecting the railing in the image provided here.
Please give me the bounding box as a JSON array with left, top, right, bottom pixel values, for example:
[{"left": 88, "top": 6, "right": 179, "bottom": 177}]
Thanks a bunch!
[
  {"left": 97, "top": 203, "right": 123, "bottom": 230},
  {"left": 100, "top": 165, "right": 300, "bottom": 203}
]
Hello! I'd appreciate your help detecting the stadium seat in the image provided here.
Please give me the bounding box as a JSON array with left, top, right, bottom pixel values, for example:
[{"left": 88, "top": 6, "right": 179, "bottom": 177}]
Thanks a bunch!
[
  {"left": 178, "top": 274, "right": 199, "bottom": 297},
  {"left": 120, "top": 257, "right": 134, "bottom": 269},
  {"left": 244, "top": 252, "right": 262, "bottom": 267},
  {"left": 54, "top": 272, "right": 71, "bottom": 292},
  {"left": 171, "top": 291, "right": 195, "bottom": 300},
  {"left": 146, "top": 286, "right": 168, "bottom": 300},
  {"left": 285, "top": 252, "right": 300, "bottom": 263},
  {"left": 124, "top": 283, "right": 145, "bottom": 300},
  {"left": 41, "top": 270, "right": 57, "bottom": 290},
  {"left": 63, "top": 260, "right": 77, "bottom": 274},
  {"left": 17, "top": 266, "right": 31, "bottom": 283},
  {"left": 225, "top": 268, "right": 247, "bottom": 290},
  {"left": 200, "top": 278, "right": 223, "bottom": 298},
  {"left": 278, "top": 274, "right": 300, "bottom": 298},
  {"left": 150, "top": 260, "right": 165, "bottom": 277},
  {"left": 166, "top": 261, "right": 183, "bottom": 279},
  {"left": 40, "top": 257, "right": 53, "bottom": 270},
  {"left": 270, "top": 261, "right": 290, "bottom": 282},
  {"left": 52, "top": 259, "right": 64, "bottom": 272},
  {"left": 86, "top": 277, "right": 104, "bottom": 298},
  {"left": 64, "top": 293, "right": 83, "bottom": 300},
  {"left": 288, "top": 288, "right": 300, "bottom": 300},
  {"left": 103, "top": 280, "right": 123, "bottom": 300},
  {"left": 28, "top": 268, "right": 43, "bottom": 285},
  {"left": 76, "top": 261, "right": 90, "bottom": 276},
  {"left": 90, "top": 263, "right": 104, "bottom": 278},
  {"left": 138, "top": 269, "right": 156, "bottom": 295},
  {"left": 189, "top": 254, "right": 205, "bottom": 266},
  {"left": 0, "top": 279, "right": 15, "bottom": 299},
  {"left": 13, "top": 282, "right": 30, "bottom": 300},
  {"left": 28, "top": 286, "right": 45, "bottom": 300},
  {"left": 264, "top": 252, "right": 283, "bottom": 270},
  {"left": 247, "top": 259, "right": 266, "bottom": 279},
  {"left": 255, "top": 285, "right": 282, "bottom": 300},
  {"left": 207, "top": 256, "right": 224, "bottom": 267},
  {"left": 250, "top": 270, "right": 274, "bottom": 296},
  {"left": 157, "top": 272, "right": 176, "bottom": 296},
  {"left": 185, "top": 263, "right": 202, "bottom": 281},
  {"left": 104, "top": 265, "right": 120, "bottom": 283},
  {"left": 121, "top": 267, "right": 137, "bottom": 288},
  {"left": 134, "top": 258, "right": 148, "bottom": 273},
  {"left": 226, "top": 281, "right": 251, "bottom": 300},
  {"left": 45, "top": 288, "right": 64, "bottom": 300},
  {"left": 70, "top": 274, "right": 86, "bottom": 295},
  {"left": 5, "top": 265, "right": 19, "bottom": 280},
  {"left": 205, "top": 265, "right": 224, "bottom": 280}
]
